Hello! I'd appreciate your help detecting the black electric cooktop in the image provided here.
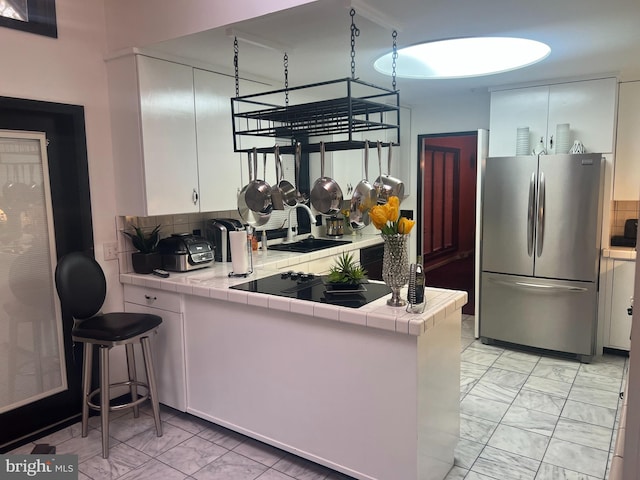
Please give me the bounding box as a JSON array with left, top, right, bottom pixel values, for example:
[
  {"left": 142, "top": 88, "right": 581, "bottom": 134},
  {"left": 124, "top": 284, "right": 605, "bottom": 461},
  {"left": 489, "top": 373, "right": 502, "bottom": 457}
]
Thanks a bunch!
[{"left": 230, "top": 271, "right": 392, "bottom": 308}]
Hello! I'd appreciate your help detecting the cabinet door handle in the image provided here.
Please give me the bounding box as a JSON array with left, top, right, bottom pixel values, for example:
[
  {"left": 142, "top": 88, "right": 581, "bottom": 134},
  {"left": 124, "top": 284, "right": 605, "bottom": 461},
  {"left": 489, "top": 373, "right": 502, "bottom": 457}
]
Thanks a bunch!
[
  {"left": 192, "top": 189, "right": 199, "bottom": 205},
  {"left": 144, "top": 295, "right": 157, "bottom": 301}
]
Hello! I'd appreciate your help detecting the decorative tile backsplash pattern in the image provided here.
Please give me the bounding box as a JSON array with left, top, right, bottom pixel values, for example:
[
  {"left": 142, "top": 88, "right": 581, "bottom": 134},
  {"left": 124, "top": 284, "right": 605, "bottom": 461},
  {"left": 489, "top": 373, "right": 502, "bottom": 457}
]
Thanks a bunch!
[
  {"left": 611, "top": 200, "right": 639, "bottom": 238},
  {"left": 116, "top": 210, "right": 295, "bottom": 273}
]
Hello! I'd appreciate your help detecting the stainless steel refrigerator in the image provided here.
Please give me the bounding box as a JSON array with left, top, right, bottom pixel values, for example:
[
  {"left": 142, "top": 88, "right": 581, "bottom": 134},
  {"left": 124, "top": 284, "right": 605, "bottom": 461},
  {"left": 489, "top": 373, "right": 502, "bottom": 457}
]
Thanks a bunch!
[{"left": 480, "top": 153, "right": 604, "bottom": 362}]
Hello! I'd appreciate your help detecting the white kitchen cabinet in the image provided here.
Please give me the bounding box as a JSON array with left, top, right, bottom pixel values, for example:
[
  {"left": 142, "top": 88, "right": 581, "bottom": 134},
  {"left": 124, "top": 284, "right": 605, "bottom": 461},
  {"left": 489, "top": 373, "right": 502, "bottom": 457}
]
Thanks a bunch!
[
  {"left": 607, "top": 259, "right": 635, "bottom": 350},
  {"left": 613, "top": 81, "right": 640, "bottom": 200},
  {"left": 331, "top": 147, "right": 363, "bottom": 200},
  {"left": 107, "top": 54, "right": 200, "bottom": 216},
  {"left": 195, "top": 69, "right": 275, "bottom": 211},
  {"left": 123, "top": 285, "right": 187, "bottom": 411},
  {"left": 489, "top": 78, "right": 617, "bottom": 157},
  {"left": 194, "top": 68, "right": 243, "bottom": 212}
]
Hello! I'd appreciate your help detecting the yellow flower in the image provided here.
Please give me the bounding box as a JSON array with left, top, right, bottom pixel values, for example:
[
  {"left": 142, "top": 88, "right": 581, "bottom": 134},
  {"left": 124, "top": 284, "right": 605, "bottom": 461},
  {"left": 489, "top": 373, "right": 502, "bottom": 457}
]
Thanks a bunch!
[
  {"left": 397, "top": 217, "right": 415, "bottom": 234},
  {"left": 384, "top": 201, "right": 399, "bottom": 223},
  {"left": 369, "top": 196, "right": 412, "bottom": 235},
  {"left": 369, "top": 205, "right": 388, "bottom": 230}
]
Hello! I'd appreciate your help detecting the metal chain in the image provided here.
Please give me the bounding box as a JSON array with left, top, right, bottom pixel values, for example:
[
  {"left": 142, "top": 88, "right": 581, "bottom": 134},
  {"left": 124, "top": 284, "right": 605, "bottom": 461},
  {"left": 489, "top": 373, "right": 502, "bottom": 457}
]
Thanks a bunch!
[
  {"left": 234, "top": 37, "right": 239, "bottom": 98},
  {"left": 284, "top": 52, "right": 289, "bottom": 106},
  {"left": 392, "top": 30, "right": 398, "bottom": 91},
  {"left": 350, "top": 8, "right": 360, "bottom": 79}
]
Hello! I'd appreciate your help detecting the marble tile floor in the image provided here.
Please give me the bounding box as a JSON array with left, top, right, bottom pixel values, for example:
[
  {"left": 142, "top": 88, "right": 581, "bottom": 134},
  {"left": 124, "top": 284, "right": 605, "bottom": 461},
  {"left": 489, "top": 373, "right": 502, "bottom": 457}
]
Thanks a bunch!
[
  {"left": 448, "top": 315, "right": 627, "bottom": 480},
  {"left": 9, "top": 314, "right": 627, "bottom": 480}
]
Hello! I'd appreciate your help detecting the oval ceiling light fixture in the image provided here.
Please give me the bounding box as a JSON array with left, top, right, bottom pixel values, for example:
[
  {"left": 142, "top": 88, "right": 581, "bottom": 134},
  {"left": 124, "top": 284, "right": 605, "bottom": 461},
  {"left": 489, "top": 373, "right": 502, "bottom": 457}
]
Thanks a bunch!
[{"left": 374, "top": 37, "right": 551, "bottom": 79}]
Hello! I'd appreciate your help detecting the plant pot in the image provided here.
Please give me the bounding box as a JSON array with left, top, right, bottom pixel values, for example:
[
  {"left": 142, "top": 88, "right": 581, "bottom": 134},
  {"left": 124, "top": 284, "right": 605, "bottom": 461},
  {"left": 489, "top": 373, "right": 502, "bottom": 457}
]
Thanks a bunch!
[
  {"left": 323, "top": 279, "right": 362, "bottom": 290},
  {"left": 131, "top": 252, "right": 161, "bottom": 274}
]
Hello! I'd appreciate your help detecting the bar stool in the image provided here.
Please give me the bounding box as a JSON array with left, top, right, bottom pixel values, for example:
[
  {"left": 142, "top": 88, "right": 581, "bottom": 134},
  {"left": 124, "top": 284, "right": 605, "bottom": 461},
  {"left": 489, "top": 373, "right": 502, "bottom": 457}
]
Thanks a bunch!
[{"left": 54, "top": 252, "right": 163, "bottom": 458}]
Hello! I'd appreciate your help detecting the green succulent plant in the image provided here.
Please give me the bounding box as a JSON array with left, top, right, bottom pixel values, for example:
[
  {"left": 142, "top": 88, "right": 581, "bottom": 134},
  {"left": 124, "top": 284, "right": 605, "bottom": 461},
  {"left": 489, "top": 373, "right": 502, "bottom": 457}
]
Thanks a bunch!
[
  {"left": 327, "top": 252, "right": 367, "bottom": 284},
  {"left": 121, "top": 224, "right": 161, "bottom": 254}
]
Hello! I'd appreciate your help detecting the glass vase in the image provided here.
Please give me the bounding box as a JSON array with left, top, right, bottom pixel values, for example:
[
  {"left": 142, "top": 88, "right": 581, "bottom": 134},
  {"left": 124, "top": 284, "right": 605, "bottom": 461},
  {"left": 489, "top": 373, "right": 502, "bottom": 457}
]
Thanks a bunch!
[{"left": 381, "top": 233, "right": 409, "bottom": 307}]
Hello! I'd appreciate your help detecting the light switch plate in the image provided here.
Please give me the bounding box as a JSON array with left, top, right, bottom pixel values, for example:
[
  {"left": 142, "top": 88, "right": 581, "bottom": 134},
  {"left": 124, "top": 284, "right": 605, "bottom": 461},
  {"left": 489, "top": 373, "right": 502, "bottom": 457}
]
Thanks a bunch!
[{"left": 104, "top": 242, "right": 118, "bottom": 261}]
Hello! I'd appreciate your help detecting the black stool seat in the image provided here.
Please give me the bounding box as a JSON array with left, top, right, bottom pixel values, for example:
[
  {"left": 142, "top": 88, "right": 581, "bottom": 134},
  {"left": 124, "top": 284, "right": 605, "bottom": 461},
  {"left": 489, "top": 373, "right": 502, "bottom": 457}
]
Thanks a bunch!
[
  {"left": 55, "top": 251, "right": 163, "bottom": 459},
  {"left": 72, "top": 313, "right": 162, "bottom": 343}
]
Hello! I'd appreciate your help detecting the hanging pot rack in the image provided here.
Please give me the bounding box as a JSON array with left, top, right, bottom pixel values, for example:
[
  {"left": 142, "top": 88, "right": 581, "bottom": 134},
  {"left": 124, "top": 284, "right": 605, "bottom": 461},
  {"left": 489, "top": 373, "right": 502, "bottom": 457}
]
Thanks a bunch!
[{"left": 231, "top": 10, "right": 400, "bottom": 156}]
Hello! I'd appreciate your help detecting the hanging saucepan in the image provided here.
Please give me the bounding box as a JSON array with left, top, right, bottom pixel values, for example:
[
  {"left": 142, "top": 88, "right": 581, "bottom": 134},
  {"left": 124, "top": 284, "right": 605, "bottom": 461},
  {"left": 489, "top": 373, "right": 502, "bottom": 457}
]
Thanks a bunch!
[
  {"left": 269, "top": 147, "right": 285, "bottom": 211},
  {"left": 245, "top": 148, "right": 273, "bottom": 214},
  {"left": 349, "top": 141, "right": 377, "bottom": 230},
  {"left": 374, "top": 142, "right": 405, "bottom": 204},
  {"left": 310, "top": 141, "right": 343, "bottom": 216},
  {"left": 293, "top": 142, "right": 307, "bottom": 204},
  {"left": 276, "top": 146, "right": 297, "bottom": 207},
  {"left": 237, "top": 150, "right": 271, "bottom": 227}
]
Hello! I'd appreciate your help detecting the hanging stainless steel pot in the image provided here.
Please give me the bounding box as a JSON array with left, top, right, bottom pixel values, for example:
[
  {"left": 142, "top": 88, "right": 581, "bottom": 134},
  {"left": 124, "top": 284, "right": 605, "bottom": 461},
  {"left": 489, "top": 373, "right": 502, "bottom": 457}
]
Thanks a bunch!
[
  {"left": 237, "top": 150, "right": 270, "bottom": 227},
  {"left": 244, "top": 148, "right": 273, "bottom": 214},
  {"left": 293, "top": 142, "right": 307, "bottom": 204},
  {"left": 310, "top": 141, "right": 343, "bottom": 216},
  {"left": 276, "top": 146, "right": 297, "bottom": 207},
  {"left": 268, "top": 148, "right": 285, "bottom": 211},
  {"left": 374, "top": 142, "right": 405, "bottom": 204},
  {"left": 349, "top": 141, "right": 377, "bottom": 230}
]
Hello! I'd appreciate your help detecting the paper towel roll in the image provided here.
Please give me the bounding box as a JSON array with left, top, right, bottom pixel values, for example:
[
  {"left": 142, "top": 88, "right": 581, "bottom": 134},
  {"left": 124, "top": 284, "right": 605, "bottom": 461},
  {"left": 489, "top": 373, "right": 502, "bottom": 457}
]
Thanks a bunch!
[{"left": 229, "top": 230, "right": 249, "bottom": 274}]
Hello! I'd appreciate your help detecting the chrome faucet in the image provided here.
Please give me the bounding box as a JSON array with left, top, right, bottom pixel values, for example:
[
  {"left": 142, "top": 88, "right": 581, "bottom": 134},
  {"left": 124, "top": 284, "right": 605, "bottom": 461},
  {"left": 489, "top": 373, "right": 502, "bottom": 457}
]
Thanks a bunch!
[{"left": 286, "top": 203, "right": 317, "bottom": 242}]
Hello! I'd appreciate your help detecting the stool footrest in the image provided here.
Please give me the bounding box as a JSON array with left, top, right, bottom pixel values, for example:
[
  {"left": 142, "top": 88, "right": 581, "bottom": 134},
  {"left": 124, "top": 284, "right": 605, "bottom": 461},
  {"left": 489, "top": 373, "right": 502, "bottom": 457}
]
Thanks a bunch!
[{"left": 87, "top": 380, "right": 150, "bottom": 412}]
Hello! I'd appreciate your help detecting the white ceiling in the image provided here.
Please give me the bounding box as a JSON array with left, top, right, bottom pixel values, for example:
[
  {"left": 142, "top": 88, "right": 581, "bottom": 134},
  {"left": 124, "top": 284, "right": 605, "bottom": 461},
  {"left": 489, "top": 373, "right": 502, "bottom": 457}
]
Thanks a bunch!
[{"left": 148, "top": 0, "right": 640, "bottom": 106}]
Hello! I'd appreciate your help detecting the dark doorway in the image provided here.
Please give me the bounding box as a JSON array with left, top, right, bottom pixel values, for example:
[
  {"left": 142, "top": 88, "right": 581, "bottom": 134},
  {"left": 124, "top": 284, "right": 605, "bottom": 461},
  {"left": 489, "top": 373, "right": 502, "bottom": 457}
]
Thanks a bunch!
[
  {"left": 0, "top": 97, "right": 93, "bottom": 451},
  {"left": 417, "top": 132, "right": 477, "bottom": 314}
]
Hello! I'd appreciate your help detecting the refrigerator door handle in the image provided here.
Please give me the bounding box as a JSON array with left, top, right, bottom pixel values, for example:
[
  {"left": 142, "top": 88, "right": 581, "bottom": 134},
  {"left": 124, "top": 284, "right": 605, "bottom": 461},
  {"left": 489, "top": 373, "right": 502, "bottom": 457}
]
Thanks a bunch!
[
  {"left": 536, "top": 171, "right": 546, "bottom": 257},
  {"left": 490, "top": 277, "right": 588, "bottom": 292},
  {"left": 527, "top": 172, "right": 536, "bottom": 257},
  {"left": 514, "top": 281, "right": 588, "bottom": 292}
]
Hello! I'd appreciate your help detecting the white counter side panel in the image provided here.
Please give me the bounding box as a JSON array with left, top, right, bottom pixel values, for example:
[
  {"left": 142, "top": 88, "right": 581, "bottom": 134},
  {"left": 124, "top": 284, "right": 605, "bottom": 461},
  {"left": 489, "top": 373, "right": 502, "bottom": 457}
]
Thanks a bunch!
[{"left": 184, "top": 296, "right": 461, "bottom": 480}]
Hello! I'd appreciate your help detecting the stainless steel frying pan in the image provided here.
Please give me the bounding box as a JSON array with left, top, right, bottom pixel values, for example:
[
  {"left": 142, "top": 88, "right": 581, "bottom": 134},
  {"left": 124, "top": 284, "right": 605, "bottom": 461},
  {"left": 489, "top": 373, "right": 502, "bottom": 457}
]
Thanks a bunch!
[
  {"left": 238, "top": 150, "right": 271, "bottom": 227},
  {"left": 310, "top": 141, "right": 343, "bottom": 216},
  {"left": 349, "top": 141, "right": 377, "bottom": 230},
  {"left": 374, "top": 142, "right": 405, "bottom": 204}
]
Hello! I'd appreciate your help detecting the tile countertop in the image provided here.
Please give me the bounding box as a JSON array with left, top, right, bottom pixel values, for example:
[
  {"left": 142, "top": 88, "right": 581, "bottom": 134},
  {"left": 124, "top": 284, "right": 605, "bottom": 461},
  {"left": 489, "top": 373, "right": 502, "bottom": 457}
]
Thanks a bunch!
[
  {"left": 120, "top": 233, "right": 468, "bottom": 337},
  {"left": 603, "top": 247, "right": 637, "bottom": 261}
]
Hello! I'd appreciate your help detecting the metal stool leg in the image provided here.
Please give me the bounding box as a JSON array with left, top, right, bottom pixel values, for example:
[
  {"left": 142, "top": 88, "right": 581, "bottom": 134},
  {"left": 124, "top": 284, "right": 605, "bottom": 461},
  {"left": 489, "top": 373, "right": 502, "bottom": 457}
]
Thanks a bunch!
[
  {"left": 99, "top": 345, "right": 110, "bottom": 459},
  {"left": 125, "top": 343, "right": 139, "bottom": 418},
  {"left": 140, "top": 336, "right": 162, "bottom": 437},
  {"left": 80, "top": 342, "right": 92, "bottom": 437}
]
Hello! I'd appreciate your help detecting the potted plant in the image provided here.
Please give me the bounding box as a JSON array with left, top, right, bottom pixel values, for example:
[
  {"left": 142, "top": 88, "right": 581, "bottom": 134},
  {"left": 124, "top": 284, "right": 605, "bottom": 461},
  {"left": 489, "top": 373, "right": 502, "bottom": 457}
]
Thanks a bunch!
[
  {"left": 121, "top": 224, "right": 162, "bottom": 274},
  {"left": 326, "top": 251, "right": 367, "bottom": 288}
]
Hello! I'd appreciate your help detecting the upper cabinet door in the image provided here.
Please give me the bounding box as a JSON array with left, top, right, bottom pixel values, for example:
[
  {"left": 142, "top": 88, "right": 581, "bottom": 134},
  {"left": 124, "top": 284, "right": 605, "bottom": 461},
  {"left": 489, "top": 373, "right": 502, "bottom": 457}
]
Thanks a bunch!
[
  {"left": 194, "top": 68, "right": 243, "bottom": 212},
  {"left": 137, "top": 56, "right": 199, "bottom": 215},
  {"left": 489, "top": 78, "right": 617, "bottom": 158},
  {"left": 107, "top": 54, "right": 199, "bottom": 216},
  {"left": 614, "top": 81, "right": 640, "bottom": 200},
  {"left": 547, "top": 78, "right": 617, "bottom": 155},
  {"left": 489, "top": 86, "right": 549, "bottom": 157}
]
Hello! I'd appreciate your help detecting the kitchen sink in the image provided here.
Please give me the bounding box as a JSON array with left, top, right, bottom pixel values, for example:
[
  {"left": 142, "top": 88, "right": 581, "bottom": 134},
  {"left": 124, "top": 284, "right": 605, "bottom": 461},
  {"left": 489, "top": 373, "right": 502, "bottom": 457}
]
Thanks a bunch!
[{"left": 268, "top": 237, "right": 352, "bottom": 253}]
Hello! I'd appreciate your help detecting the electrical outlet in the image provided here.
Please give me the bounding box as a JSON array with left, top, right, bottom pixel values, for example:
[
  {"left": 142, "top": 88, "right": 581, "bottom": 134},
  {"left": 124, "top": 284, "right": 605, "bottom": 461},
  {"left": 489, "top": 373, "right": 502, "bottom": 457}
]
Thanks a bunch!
[{"left": 104, "top": 242, "right": 118, "bottom": 261}]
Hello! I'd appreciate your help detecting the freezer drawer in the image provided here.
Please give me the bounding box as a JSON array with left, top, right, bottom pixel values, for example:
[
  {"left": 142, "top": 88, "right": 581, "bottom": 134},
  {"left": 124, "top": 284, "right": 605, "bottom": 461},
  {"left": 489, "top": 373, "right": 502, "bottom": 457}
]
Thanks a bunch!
[{"left": 480, "top": 272, "right": 597, "bottom": 358}]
